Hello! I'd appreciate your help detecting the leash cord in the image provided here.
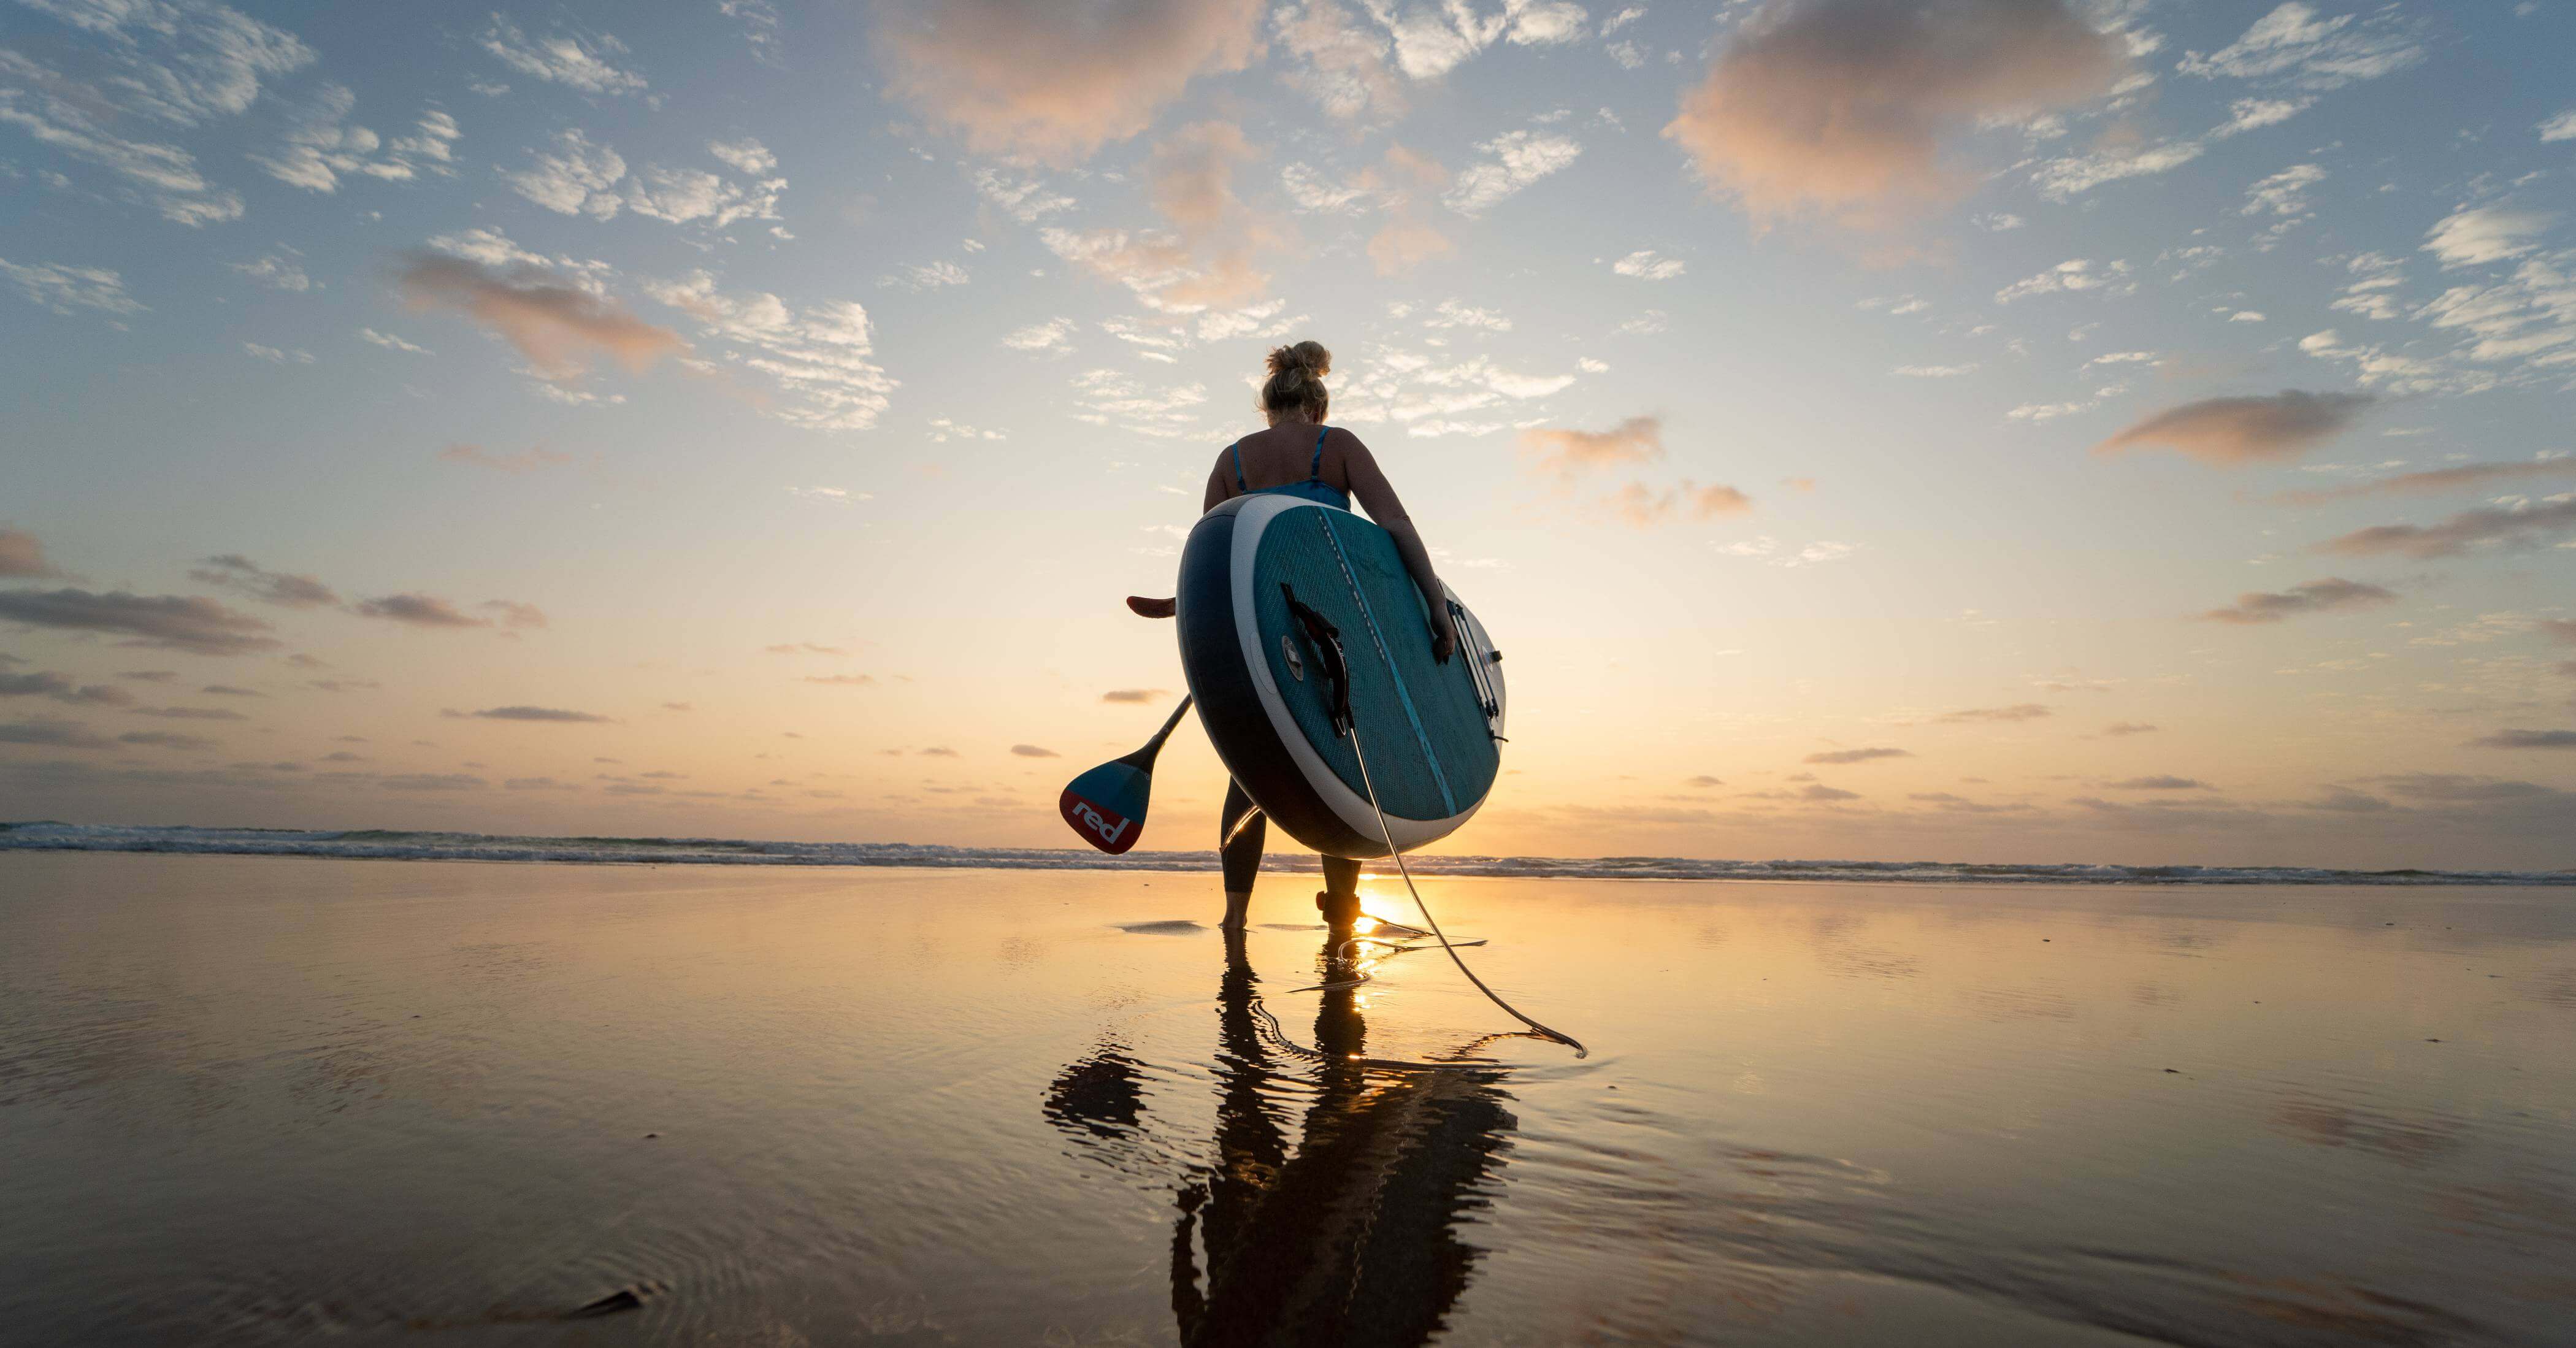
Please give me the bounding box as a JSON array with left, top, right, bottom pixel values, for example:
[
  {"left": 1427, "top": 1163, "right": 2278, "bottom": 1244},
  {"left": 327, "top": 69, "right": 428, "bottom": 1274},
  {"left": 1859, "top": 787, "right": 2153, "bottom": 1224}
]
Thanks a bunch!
[{"left": 1346, "top": 722, "right": 1587, "bottom": 1059}]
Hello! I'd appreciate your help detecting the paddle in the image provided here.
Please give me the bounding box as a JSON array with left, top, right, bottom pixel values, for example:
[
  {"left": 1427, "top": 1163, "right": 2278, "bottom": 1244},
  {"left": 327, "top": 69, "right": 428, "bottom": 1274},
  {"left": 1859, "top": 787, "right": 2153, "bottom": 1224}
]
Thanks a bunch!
[{"left": 1059, "top": 695, "right": 1194, "bottom": 854}]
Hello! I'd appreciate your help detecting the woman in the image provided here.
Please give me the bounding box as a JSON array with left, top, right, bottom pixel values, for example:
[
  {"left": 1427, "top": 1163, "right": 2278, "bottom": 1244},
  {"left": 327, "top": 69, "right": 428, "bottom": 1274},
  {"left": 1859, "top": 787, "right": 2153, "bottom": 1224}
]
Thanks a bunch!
[{"left": 1129, "top": 341, "right": 1455, "bottom": 932}]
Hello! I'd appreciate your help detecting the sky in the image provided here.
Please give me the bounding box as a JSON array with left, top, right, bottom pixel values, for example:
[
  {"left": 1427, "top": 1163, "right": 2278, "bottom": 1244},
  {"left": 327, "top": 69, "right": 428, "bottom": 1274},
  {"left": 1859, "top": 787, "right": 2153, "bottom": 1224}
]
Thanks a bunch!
[{"left": 2, "top": 0, "right": 2574, "bottom": 870}]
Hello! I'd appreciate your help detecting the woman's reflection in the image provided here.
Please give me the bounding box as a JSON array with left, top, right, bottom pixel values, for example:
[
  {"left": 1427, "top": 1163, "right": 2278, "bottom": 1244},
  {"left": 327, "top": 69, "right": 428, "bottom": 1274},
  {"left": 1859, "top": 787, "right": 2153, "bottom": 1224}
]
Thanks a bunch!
[{"left": 1045, "top": 927, "right": 1515, "bottom": 1347}]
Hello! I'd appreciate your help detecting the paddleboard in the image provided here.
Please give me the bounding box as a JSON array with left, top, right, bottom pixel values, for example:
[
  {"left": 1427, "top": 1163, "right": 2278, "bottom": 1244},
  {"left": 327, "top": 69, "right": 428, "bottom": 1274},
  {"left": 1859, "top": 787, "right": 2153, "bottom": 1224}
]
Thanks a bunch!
[{"left": 1175, "top": 494, "right": 1505, "bottom": 857}]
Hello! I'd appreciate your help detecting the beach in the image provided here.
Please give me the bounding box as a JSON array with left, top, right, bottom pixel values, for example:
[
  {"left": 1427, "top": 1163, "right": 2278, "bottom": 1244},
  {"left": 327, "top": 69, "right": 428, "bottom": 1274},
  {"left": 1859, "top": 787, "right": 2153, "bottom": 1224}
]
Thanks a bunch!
[{"left": 4, "top": 850, "right": 2572, "bottom": 1346}]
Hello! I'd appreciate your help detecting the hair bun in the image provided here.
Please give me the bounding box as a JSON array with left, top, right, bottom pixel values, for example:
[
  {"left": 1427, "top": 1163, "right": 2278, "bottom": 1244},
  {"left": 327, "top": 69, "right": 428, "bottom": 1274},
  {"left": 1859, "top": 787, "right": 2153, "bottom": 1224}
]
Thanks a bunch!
[{"left": 1267, "top": 340, "right": 1332, "bottom": 380}]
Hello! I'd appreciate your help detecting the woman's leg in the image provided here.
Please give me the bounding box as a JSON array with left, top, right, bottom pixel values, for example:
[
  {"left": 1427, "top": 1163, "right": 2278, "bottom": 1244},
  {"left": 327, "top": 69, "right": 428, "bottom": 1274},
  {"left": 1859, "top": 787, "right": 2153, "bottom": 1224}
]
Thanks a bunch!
[
  {"left": 1218, "top": 779, "right": 1264, "bottom": 929},
  {"left": 1317, "top": 855, "right": 1362, "bottom": 927}
]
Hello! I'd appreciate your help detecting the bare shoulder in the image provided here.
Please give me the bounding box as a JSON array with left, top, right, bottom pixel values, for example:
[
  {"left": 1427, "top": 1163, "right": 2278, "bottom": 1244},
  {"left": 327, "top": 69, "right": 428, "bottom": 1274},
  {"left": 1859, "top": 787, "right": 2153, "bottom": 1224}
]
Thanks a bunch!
[{"left": 1325, "top": 424, "right": 1374, "bottom": 472}]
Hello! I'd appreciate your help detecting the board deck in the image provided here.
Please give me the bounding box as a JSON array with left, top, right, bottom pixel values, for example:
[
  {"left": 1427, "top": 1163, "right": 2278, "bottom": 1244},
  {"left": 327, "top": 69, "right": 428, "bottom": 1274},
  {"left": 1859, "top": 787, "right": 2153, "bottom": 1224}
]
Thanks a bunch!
[{"left": 1176, "top": 494, "right": 1504, "bottom": 857}]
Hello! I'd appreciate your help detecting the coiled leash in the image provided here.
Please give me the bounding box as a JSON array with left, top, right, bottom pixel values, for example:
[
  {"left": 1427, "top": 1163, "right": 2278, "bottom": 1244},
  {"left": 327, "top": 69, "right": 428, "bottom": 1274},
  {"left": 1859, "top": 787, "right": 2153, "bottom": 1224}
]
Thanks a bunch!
[{"left": 1280, "top": 585, "right": 1587, "bottom": 1060}]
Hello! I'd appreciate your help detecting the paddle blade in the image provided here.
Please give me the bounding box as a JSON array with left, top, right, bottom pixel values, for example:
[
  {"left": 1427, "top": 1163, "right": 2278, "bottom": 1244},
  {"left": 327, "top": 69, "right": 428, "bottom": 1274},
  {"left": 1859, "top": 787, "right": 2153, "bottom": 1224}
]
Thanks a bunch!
[{"left": 1060, "top": 761, "right": 1151, "bottom": 854}]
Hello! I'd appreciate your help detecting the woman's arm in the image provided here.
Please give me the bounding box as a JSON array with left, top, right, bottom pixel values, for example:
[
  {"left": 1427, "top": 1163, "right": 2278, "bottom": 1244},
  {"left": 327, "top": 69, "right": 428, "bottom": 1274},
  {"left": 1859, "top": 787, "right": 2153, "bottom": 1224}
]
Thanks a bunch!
[{"left": 1340, "top": 432, "right": 1457, "bottom": 662}]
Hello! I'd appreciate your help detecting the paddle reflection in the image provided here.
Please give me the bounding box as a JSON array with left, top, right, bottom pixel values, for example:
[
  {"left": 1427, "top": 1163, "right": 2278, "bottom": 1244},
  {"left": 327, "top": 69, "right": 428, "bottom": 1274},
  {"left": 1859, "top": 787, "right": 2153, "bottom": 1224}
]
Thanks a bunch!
[{"left": 1044, "top": 928, "right": 1516, "bottom": 1348}]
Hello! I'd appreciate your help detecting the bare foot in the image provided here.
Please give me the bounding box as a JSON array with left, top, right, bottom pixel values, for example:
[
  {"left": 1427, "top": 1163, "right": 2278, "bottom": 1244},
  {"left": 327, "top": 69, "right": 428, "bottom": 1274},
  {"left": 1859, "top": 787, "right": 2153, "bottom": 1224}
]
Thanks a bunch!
[{"left": 1127, "top": 595, "right": 1176, "bottom": 619}]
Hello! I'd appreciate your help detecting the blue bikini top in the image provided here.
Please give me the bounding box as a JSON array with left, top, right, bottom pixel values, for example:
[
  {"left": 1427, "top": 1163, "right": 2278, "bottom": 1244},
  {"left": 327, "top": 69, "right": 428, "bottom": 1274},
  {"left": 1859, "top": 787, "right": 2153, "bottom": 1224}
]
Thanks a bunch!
[{"left": 1231, "top": 427, "right": 1349, "bottom": 509}]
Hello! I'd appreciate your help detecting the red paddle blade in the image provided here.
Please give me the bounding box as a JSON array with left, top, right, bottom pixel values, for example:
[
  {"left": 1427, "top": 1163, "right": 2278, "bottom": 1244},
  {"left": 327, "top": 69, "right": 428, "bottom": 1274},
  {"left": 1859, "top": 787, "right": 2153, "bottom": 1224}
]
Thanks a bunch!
[{"left": 1060, "top": 762, "right": 1149, "bottom": 854}]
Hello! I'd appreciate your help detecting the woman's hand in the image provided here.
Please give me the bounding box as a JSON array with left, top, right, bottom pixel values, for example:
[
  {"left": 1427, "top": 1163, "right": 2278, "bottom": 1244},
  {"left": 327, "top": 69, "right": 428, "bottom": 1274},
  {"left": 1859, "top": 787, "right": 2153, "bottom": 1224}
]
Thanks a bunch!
[
  {"left": 1430, "top": 612, "right": 1457, "bottom": 664},
  {"left": 1127, "top": 595, "right": 1176, "bottom": 619}
]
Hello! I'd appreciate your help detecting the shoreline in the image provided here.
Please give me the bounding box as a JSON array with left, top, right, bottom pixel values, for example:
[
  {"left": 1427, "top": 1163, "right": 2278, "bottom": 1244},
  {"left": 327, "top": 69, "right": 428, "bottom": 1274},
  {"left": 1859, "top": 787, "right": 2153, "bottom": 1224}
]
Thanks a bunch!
[{"left": 7, "top": 820, "right": 2572, "bottom": 887}]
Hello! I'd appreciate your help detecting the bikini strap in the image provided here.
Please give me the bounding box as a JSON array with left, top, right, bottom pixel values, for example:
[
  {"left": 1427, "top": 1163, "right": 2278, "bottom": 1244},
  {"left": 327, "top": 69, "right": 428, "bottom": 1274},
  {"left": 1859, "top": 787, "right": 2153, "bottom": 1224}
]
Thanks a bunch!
[
  {"left": 1230, "top": 442, "right": 1248, "bottom": 492},
  {"left": 1308, "top": 426, "right": 1327, "bottom": 482}
]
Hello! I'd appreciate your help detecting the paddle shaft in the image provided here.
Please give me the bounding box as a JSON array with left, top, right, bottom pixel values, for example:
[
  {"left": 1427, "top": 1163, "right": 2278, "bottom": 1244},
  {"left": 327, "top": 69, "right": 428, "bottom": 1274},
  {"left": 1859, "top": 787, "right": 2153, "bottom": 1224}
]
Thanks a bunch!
[{"left": 1124, "top": 694, "right": 1194, "bottom": 769}]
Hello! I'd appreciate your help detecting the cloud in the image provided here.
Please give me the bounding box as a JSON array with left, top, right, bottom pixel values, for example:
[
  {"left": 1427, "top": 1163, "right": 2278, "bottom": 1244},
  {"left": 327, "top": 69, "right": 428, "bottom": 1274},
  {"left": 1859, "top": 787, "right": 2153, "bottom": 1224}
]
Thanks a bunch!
[
  {"left": 480, "top": 17, "right": 645, "bottom": 94},
  {"left": 2199, "top": 577, "right": 2396, "bottom": 624},
  {"left": 188, "top": 554, "right": 339, "bottom": 608},
  {"left": 439, "top": 443, "right": 573, "bottom": 473},
  {"left": 1102, "top": 689, "right": 1169, "bottom": 703},
  {"left": 873, "top": 0, "right": 1263, "bottom": 163},
  {"left": 118, "top": 729, "right": 213, "bottom": 751},
  {"left": 251, "top": 83, "right": 435, "bottom": 193},
  {"left": 2421, "top": 207, "right": 2558, "bottom": 268},
  {"left": 1805, "top": 747, "right": 1911, "bottom": 765},
  {"left": 500, "top": 128, "right": 628, "bottom": 220},
  {"left": 2093, "top": 391, "right": 2372, "bottom": 467},
  {"left": 2266, "top": 458, "right": 2576, "bottom": 507},
  {"left": 0, "top": 670, "right": 131, "bottom": 705},
  {"left": 230, "top": 253, "right": 311, "bottom": 291},
  {"left": 1940, "top": 703, "right": 2050, "bottom": 723},
  {"left": 2176, "top": 3, "right": 2427, "bottom": 91},
  {"left": 131, "top": 706, "right": 245, "bottom": 721},
  {"left": 1010, "top": 744, "right": 1061, "bottom": 757},
  {"left": 804, "top": 674, "right": 877, "bottom": 686},
  {"left": 2103, "top": 722, "right": 2158, "bottom": 737},
  {"left": 1604, "top": 481, "right": 1756, "bottom": 527},
  {"left": 380, "top": 773, "right": 486, "bottom": 791},
  {"left": 1800, "top": 783, "right": 1860, "bottom": 802},
  {"left": 2542, "top": 109, "right": 2576, "bottom": 144},
  {"left": 478, "top": 600, "right": 547, "bottom": 629},
  {"left": 1003, "top": 317, "right": 1078, "bottom": 353},
  {"left": 467, "top": 705, "right": 612, "bottom": 723},
  {"left": 766, "top": 642, "right": 850, "bottom": 656},
  {"left": 0, "top": 1, "right": 315, "bottom": 225},
  {"left": 2109, "top": 775, "right": 2212, "bottom": 791},
  {"left": 918, "top": 746, "right": 959, "bottom": 757},
  {"left": 1273, "top": 0, "right": 1406, "bottom": 122},
  {"left": 1612, "top": 250, "right": 1685, "bottom": 280},
  {"left": 2, "top": 258, "right": 146, "bottom": 318},
  {"left": 399, "top": 252, "right": 686, "bottom": 382},
  {"left": 359, "top": 328, "right": 431, "bottom": 354},
  {"left": 1687, "top": 775, "right": 1724, "bottom": 788},
  {"left": 2241, "top": 163, "right": 2324, "bottom": 217},
  {"left": 1663, "top": 0, "right": 2125, "bottom": 227},
  {"left": 708, "top": 137, "right": 777, "bottom": 175},
  {"left": 352, "top": 594, "right": 486, "bottom": 627},
  {"left": 643, "top": 272, "right": 895, "bottom": 431},
  {"left": 2471, "top": 729, "right": 2576, "bottom": 749},
  {"left": 2317, "top": 499, "right": 2576, "bottom": 560},
  {"left": 1520, "top": 416, "right": 1662, "bottom": 483},
  {"left": 1444, "top": 129, "right": 1581, "bottom": 216},
  {"left": 0, "top": 588, "right": 277, "bottom": 654},
  {"left": 0, "top": 719, "right": 112, "bottom": 748},
  {"left": 0, "top": 529, "right": 63, "bottom": 578},
  {"left": 1995, "top": 258, "right": 2134, "bottom": 304},
  {"left": 1363, "top": 144, "right": 1455, "bottom": 276}
]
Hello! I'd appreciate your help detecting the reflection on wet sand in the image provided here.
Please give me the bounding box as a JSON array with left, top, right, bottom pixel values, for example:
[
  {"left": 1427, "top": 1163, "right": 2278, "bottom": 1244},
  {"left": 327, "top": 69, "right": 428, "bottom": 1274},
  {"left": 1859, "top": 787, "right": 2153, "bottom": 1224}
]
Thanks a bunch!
[{"left": 1046, "top": 928, "right": 1514, "bottom": 1348}]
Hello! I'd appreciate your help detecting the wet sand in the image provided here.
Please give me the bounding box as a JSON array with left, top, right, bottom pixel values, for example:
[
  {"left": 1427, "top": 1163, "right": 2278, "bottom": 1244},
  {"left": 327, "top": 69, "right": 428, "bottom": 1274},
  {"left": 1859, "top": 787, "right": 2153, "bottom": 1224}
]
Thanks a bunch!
[{"left": 2, "top": 851, "right": 2571, "bottom": 1345}]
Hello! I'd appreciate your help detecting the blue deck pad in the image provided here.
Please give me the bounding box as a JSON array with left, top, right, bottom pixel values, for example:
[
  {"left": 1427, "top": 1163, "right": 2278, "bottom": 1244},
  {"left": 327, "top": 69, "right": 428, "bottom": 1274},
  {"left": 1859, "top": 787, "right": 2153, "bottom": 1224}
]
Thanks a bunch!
[{"left": 1248, "top": 505, "right": 1499, "bottom": 825}]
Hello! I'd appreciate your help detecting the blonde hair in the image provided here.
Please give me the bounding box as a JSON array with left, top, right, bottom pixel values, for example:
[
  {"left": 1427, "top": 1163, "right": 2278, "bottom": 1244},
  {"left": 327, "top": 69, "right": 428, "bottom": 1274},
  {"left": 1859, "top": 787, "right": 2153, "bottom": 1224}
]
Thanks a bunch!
[{"left": 1259, "top": 340, "right": 1332, "bottom": 423}]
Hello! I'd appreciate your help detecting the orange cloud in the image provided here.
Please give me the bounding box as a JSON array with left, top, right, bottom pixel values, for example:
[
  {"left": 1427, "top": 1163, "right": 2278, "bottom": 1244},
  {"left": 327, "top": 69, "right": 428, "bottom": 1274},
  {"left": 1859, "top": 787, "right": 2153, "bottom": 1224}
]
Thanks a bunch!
[
  {"left": 1521, "top": 416, "right": 1663, "bottom": 483},
  {"left": 873, "top": 0, "right": 1263, "bottom": 164},
  {"left": 2095, "top": 391, "right": 2373, "bottom": 467},
  {"left": 399, "top": 253, "right": 686, "bottom": 380},
  {"left": 1664, "top": 0, "right": 2126, "bottom": 228}
]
